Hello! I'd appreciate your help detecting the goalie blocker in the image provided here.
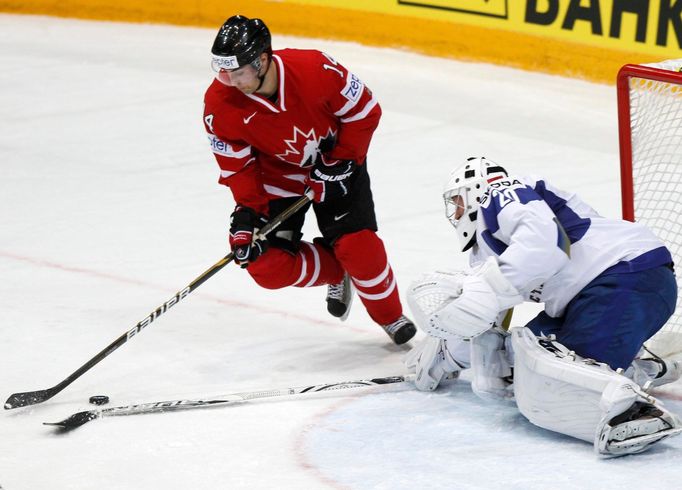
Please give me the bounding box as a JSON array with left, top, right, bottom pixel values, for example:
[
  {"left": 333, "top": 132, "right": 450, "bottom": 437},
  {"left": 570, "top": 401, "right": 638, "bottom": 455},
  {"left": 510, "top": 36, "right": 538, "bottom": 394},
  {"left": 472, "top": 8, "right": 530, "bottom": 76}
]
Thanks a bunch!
[{"left": 511, "top": 326, "right": 682, "bottom": 457}]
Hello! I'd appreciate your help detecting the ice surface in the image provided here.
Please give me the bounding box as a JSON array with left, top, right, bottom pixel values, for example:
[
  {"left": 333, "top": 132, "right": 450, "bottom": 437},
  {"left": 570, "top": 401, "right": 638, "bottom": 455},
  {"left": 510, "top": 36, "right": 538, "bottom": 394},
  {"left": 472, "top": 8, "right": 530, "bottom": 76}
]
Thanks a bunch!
[{"left": 1, "top": 14, "right": 681, "bottom": 490}]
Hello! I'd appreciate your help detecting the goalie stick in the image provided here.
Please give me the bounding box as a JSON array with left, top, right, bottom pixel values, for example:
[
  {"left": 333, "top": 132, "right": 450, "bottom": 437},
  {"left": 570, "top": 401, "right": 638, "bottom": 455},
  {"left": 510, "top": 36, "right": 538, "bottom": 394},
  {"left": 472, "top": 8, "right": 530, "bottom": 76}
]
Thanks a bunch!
[
  {"left": 44, "top": 375, "right": 414, "bottom": 430},
  {"left": 5, "top": 193, "right": 312, "bottom": 410}
]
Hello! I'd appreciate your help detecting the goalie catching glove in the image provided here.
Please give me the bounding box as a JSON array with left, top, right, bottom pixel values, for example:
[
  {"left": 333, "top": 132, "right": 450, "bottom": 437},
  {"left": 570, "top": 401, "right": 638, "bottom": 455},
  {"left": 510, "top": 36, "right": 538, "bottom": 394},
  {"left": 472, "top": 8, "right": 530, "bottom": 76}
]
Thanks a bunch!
[
  {"left": 408, "top": 258, "right": 523, "bottom": 340},
  {"left": 229, "top": 206, "right": 269, "bottom": 268}
]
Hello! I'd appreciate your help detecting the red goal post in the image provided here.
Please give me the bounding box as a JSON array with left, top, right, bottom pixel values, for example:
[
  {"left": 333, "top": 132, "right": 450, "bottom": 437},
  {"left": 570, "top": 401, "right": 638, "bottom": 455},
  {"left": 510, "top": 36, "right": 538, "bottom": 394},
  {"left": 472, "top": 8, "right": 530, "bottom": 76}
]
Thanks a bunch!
[{"left": 617, "top": 60, "right": 682, "bottom": 358}]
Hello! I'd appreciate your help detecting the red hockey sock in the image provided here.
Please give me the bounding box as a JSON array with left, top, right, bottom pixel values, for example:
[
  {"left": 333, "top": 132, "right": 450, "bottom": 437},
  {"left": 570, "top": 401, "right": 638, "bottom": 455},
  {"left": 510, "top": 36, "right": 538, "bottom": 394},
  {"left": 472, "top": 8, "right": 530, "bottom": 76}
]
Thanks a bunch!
[
  {"left": 247, "top": 241, "right": 344, "bottom": 289},
  {"left": 334, "top": 230, "right": 403, "bottom": 325}
]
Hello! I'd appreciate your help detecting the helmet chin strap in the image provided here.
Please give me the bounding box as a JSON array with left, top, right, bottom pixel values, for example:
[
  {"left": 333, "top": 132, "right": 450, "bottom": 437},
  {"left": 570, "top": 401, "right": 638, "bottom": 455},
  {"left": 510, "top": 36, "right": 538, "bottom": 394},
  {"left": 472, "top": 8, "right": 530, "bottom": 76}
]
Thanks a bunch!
[
  {"left": 254, "top": 56, "right": 270, "bottom": 93},
  {"left": 255, "top": 73, "right": 266, "bottom": 92}
]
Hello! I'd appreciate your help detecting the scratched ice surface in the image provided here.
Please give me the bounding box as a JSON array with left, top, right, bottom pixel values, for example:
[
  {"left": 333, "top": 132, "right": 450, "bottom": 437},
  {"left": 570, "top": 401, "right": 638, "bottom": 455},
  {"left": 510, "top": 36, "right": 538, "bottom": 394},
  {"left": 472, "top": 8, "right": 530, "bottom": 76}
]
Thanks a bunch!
[{"left": 1, "top": 14, "right": 680, "bottom": 490}]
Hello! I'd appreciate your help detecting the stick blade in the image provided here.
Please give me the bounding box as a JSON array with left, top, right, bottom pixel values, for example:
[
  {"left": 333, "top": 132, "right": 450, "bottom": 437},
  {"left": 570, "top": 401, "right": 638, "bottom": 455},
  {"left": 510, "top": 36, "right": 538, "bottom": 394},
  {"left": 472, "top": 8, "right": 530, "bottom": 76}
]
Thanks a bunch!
[
  {"left": 370, "top": 376, "right": 408, "bottom": 385},
  {"left": 5, "top": 388, "right": 58, "bottom": 410},
  {"left": 43, "top": 410, "right": 99, "bottom": 430}
]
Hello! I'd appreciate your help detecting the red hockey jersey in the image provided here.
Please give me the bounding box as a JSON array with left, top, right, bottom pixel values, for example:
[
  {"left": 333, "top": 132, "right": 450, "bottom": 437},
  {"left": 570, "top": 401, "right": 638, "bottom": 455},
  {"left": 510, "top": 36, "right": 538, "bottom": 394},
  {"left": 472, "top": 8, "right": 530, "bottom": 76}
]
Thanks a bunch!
[{"left": 203, "top": 49, "right": 382, "bottom": 213}]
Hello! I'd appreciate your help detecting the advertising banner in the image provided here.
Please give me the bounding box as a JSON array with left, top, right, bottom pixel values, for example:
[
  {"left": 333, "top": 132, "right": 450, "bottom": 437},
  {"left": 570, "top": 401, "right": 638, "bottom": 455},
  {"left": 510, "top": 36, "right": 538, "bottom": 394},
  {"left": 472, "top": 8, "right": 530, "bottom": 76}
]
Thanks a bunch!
[{"left": 291, "top": 0, "right": 682, "bottom": 58}]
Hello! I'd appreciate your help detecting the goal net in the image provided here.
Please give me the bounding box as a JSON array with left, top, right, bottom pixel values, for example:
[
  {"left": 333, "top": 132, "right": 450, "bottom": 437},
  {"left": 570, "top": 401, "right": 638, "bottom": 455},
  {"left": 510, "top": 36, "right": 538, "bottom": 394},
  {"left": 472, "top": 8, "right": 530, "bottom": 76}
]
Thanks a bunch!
[{"left": 617, "top": 59, "right": 682, "bottom": 358}]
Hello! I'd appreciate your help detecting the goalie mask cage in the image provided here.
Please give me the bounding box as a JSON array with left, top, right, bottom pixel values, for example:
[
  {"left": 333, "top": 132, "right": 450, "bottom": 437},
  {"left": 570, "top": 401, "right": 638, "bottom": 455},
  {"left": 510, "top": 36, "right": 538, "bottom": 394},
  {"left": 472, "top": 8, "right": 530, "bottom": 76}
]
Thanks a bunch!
[{"left": 617, "top": 61, "right": 682, "bottom": 358}]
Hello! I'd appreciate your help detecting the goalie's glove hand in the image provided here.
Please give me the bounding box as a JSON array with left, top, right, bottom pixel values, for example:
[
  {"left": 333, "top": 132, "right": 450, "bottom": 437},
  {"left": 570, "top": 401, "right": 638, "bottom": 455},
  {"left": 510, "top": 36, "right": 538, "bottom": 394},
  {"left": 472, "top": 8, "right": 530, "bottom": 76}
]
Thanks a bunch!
[
  {"left": 405, "top": 336, "right": 464, "bottom": 391},
  {"left": 426, "top": 258, "right": 523, "bottom": 340},
  {"left": 229, "top": 206, "right": 269, "bottom": 268},
  {"left": 304, "top": 156, "right": 356, "bottom": 203}
]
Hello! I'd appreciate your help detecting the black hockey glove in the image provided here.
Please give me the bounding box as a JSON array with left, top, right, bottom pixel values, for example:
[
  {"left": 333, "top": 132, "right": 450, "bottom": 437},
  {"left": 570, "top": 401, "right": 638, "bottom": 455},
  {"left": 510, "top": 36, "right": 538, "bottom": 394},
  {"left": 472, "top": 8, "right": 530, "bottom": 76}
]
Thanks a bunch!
[
  {"left": 305, "top": 157, "right": 356, "bottom": 203},
  {"left": 229, "top": 206, "right": 269, "bottom": 268}
]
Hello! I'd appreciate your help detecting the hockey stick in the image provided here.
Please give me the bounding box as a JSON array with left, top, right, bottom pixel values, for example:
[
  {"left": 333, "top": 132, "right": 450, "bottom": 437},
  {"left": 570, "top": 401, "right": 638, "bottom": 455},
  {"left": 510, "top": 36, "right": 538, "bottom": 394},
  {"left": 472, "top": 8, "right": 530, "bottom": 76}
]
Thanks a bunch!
[
  {"left": 44, "top": 375, "right": 414, "bottom": 430},
  {"left": 5, "top": 193, "right": 312, "bottom": 410}
]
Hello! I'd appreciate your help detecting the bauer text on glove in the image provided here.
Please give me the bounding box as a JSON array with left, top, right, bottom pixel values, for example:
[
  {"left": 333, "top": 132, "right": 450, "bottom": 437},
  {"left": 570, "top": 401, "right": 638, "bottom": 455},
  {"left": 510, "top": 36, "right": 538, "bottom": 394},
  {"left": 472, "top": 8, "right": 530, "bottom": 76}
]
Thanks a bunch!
[{"left": 305, "top": 158, "right": 356, "bottom": 203}]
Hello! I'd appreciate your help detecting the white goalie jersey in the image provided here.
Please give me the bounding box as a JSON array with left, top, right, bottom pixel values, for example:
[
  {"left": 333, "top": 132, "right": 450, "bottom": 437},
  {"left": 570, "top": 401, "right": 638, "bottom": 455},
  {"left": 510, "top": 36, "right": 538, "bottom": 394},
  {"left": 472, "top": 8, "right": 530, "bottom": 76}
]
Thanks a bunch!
[{"left": 469, "top": 174, "right": 672, "bottom": 317}]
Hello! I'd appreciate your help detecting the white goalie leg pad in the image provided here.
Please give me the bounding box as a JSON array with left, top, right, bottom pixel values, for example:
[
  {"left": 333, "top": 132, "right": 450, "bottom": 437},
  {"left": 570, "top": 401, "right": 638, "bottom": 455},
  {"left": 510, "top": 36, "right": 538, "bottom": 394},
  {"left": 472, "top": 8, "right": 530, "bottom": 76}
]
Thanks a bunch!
[
  {"left": 511, "top": 326, "right": 628, "bottom": 442},
  {"left": 510, "top": 327, "right": 682, "bottom": 456},
  {"left": 470, "top": 329, "right": 514, "bottom": 402}
]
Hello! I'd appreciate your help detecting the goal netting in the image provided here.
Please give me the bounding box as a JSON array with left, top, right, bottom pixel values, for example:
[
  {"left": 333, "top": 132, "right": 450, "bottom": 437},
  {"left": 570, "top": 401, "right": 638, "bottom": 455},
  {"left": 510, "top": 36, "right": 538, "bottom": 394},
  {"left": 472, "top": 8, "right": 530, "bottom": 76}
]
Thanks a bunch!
[{"left": 617, "top": 59, "right": 682, "bottom": 358}]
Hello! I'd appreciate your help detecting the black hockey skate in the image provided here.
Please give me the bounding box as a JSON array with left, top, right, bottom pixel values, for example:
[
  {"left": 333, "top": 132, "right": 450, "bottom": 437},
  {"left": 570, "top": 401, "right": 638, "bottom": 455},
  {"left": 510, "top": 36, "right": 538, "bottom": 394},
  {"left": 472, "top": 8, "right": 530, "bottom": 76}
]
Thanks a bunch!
[
  {"left": 382, "top": 315, "right": 417, "bottom": 345},
  {"left": 326, "top": 273, "right": 354, "bottom": 321}
]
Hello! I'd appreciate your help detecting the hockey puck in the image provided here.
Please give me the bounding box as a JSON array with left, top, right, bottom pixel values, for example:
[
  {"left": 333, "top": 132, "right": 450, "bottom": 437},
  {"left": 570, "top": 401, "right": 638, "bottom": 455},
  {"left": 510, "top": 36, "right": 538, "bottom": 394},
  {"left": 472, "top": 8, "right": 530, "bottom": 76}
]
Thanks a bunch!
[{"left": 89, "top": 395, "right": 110, "bottom": 406}]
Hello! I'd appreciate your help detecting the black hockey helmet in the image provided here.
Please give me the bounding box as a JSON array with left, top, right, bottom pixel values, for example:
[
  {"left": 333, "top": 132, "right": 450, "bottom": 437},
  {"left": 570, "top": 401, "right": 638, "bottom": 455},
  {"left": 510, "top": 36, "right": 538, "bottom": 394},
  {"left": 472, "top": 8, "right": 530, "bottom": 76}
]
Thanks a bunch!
[{"left": 211, "top": 15, "right": 272, "bottom": 69}]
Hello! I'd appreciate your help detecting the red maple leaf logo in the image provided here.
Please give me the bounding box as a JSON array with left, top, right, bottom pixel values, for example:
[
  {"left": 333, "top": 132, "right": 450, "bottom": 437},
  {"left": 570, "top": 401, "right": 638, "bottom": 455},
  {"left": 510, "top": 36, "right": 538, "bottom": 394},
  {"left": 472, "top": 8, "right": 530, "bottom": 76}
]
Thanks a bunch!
[{"left": 275, "top": 126, "right": 337, "bottom": 166}]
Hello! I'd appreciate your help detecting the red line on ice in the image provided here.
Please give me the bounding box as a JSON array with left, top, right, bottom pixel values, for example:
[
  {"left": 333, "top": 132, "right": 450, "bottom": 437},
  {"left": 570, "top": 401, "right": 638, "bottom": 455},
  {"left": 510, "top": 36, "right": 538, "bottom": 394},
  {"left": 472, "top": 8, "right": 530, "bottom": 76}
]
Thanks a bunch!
[{"left": 0, "top": 250, "right": 370, "bottom": 334}]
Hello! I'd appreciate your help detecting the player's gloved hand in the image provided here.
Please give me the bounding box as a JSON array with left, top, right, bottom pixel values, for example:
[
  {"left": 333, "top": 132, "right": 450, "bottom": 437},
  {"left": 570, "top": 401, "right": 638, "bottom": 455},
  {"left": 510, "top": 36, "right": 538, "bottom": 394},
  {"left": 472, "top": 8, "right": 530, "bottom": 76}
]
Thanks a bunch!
[
  {"left": 405, "top": 336, "right": 464, "bottom": 391},
  {"left": 426, "top": 258, "right": 523, "bottom": 339},
  {"left": 305, "top": 156, "right": 356, "bottom": 203},
  {"left": 229, "top": 206, "right": 269, "bottom": 268}
]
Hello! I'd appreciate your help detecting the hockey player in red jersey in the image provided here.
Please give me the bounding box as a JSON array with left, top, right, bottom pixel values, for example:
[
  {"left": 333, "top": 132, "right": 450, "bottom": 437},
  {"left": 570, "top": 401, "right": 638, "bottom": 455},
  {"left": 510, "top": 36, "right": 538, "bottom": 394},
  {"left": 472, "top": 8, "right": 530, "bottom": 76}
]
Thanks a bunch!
[{"left": 203, "top": 15, "right": 416, "bottom": 344}]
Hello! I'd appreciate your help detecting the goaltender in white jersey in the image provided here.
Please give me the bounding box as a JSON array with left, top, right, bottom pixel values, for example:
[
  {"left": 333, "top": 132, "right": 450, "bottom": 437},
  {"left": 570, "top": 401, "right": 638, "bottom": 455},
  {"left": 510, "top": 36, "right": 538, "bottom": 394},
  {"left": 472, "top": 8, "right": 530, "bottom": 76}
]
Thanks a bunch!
[
  {"left": 470, "top": 173, "right": 670, "bottom": 319},
  {"left": 406, "top": 157, "right": 682, "bottom": 457}
]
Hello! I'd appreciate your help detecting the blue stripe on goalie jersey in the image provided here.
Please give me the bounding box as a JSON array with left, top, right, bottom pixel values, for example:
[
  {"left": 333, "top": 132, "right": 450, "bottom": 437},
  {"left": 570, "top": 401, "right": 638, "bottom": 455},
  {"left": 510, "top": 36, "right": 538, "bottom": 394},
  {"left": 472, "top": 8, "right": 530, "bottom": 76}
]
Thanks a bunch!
[
  {"left": 601, "top": 246, "right": 673, "bottom": 275},
  {"left": 532, "top": 180, "right": 591, "bottom": 243},
  {"left": 481, "top": 229, "right": 508, "bottom": 255},
  {"left": 481, "top": 180, "right": 590, "bottom": 245},
  {"left": 480, "top": 216, "right": 570, "bottom": 257}
]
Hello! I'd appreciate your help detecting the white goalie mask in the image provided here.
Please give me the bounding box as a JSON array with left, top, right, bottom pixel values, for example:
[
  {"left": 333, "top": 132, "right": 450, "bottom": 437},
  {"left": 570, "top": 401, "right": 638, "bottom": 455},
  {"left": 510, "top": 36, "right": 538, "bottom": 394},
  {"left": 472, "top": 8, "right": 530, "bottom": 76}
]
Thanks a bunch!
[{"left": 443, "top": 157, "right": 508, "bottom": 252}]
